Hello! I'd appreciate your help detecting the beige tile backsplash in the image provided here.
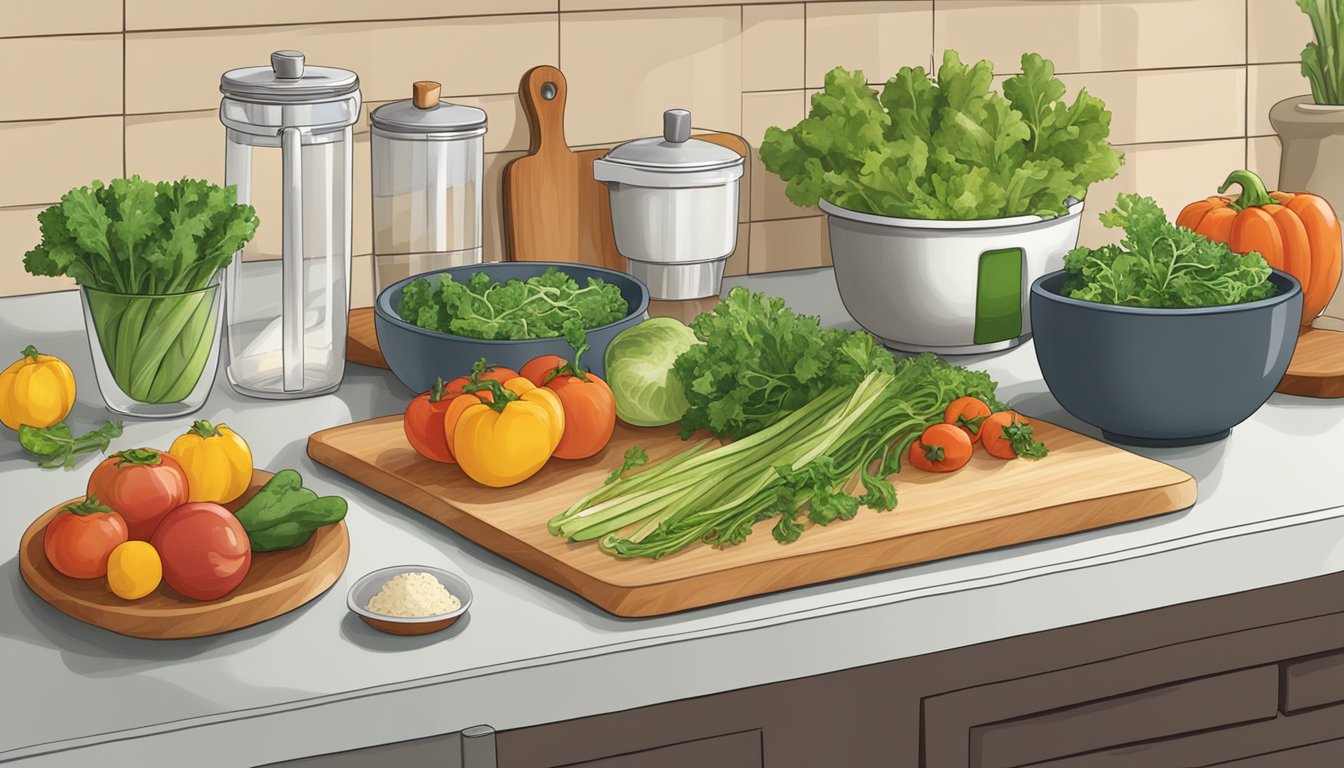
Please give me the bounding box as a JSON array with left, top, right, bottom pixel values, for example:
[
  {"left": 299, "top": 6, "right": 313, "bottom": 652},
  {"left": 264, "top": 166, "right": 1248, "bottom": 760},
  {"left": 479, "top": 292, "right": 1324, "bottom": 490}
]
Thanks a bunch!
[
  {"left": 0, "top": 1, "right": 1323, "bottom": 303},
  {"left": 0, "top": 1, "right": 122, "bottom": 37},
  {"left": 936, "top": 0, "right": 1244, "bottom": 74},
  {"left": 805, "top": 2, "right": 934, "bottom": 87}
]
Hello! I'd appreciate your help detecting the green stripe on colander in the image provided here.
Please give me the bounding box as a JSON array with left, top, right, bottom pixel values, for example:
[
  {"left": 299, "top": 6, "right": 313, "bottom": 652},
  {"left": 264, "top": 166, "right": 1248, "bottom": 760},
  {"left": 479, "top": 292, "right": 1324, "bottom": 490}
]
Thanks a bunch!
[{"left": 973, "top": 248, "right": 1023, "bottom": 345}]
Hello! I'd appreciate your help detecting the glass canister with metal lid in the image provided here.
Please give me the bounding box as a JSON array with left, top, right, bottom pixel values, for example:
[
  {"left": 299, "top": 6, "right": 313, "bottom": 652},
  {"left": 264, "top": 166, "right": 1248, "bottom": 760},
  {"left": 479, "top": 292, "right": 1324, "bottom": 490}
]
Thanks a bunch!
[
  {"left": 371, "top": 81, "right": 488, "bottom": 294},
  {"left": 219, "top": 50, "right": 360, "bottom": 399}
]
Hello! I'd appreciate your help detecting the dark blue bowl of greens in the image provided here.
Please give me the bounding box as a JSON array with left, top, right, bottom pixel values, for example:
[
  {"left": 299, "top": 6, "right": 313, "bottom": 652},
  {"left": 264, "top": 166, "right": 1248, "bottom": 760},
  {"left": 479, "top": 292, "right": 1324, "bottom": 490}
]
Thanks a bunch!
[
  {"left": 374, "top": 262, "right": 650, "bottom": 394},
  {"left": 1031, "top": 269, "right": 1301, "bottom": 447}
]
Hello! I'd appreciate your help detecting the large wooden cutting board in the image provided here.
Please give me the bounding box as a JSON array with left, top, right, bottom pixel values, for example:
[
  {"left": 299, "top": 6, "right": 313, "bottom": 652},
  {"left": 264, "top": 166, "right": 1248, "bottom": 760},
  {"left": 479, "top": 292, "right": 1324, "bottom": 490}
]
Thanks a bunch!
[{"left": 308, "top": 418, "right": 1194, "bottom": 617}]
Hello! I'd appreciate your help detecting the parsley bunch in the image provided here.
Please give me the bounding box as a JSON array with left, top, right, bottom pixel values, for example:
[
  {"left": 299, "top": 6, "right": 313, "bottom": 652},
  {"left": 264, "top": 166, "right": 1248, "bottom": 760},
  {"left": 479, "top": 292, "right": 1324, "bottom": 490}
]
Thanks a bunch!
[
  {"left": 672, "top": 287, "right": 897, "bottom": 440},
  {"left": 760, "top": 50, "right": 1124, "bottom": 220},
  {"left": 1062, "top": 194, "right": 1279, "bottom": 308},
  {"left": 397, "top": 267, "right": 629, "bottom": 340}
]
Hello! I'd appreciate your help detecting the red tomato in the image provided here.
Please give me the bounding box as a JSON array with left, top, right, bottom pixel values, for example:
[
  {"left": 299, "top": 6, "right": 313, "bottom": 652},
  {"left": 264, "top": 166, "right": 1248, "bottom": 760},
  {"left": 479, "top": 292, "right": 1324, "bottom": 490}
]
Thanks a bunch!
[
  {"left": 87, "top": 448, "right": 190, "bottom": 541},
  {"left": 445, "top": 365, "right": 519, "bottom": 404},
  {"left": 43, "top": 496, "right": 128, "bottom": 579},
  {"left": 519, "top": 355, "right": 568, "bottom": 387},
  {"left": 944, "top": 396, "right": 992, "bottom": 444},
  {"left": 546, "top": 373, "right": 616, "bottom": 460},
  {"left": 907, "top": 423, "right": 973, "bottom": 473},
  {"left": 150, "top": 503, "right": 251, "bottom": 601},
  {"left": 404, "top": 378, "right": 458, "bottom": 464}
]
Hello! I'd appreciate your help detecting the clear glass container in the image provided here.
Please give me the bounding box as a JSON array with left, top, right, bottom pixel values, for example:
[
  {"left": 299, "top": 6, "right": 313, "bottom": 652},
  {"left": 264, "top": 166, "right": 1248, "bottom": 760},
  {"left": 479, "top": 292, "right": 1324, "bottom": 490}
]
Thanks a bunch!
[
  {"left": 371, "top": 81, "right": 487, "bottom": 295},
  {"left": 81, "top": 283, "right": 223, "bottom": 418},
  {"left": 219, "top": 50, "right": 361, "bottom": 399}
]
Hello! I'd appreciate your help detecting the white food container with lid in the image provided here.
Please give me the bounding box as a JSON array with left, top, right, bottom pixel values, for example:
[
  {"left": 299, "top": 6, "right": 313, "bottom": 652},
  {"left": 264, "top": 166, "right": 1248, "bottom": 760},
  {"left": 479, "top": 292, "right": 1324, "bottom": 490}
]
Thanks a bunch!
[
  {"left": 220, "top": 50, "right": 361, "bottom": 399},
  {"left": 370, "top": 81, "right": 488, "bottom": 294},
  {"left": 593, "top": 109, "right": 744, "bottom": 300}
]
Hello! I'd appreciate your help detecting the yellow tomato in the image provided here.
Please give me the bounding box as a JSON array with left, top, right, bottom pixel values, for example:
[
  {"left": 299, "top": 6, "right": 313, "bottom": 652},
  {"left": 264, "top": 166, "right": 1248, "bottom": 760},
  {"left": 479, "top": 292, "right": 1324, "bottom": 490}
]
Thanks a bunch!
[
  {"left": 169, "top": 420, "right": 253, "bottom": 504},
  {"left": 0, "top": 345, "right": 76, "bottom": 430},
  {"left": 447, "top": 377, "right": 564, "bottom": 488},
  {"left": 106, "top": 540, "right": 163, "bottom": 600}
]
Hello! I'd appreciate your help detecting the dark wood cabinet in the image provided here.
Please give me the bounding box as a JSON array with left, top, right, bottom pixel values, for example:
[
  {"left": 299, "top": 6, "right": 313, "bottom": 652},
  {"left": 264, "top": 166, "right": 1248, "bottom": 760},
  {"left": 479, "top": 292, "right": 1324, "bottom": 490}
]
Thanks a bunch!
[
  {"left": 496, "top": 570, "right": 1344, "bottom": 768},
  {"left": 261, "top": 570, "right": 1344, "bottom": 768}
]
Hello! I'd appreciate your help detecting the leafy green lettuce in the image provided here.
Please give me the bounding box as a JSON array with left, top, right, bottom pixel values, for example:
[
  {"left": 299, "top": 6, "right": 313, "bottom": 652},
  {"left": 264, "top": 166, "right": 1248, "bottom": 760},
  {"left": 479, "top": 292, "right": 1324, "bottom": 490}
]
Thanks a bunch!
[
  {"left": 24, "top": 176, "right": 258, "bottom": 294},
  {"left": 759, "top": 51, "right": 1124, "bottom": 220},
  {"left": 397, "top": 267, "right": 629, "bottom": 340},
  {"left": 1062, "top": 194, "right": 1279, "bottom": 308}
]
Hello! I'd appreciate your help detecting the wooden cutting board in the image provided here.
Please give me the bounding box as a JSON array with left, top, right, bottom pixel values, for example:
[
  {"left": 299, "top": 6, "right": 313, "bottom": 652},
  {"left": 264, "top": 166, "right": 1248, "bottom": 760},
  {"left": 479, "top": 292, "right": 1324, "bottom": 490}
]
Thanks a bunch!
[
  {"left": 19, "top": 471, "right": 350, "bottom": 639},
  {"left": 308, "top": 417, "right": 1195, "bottom": 617},
  {"left": 1276, "top": 327, "right": 1344, "bottom": 397},
  {"left": 502, "top": 64, "right": 748, "bottom": 271}
]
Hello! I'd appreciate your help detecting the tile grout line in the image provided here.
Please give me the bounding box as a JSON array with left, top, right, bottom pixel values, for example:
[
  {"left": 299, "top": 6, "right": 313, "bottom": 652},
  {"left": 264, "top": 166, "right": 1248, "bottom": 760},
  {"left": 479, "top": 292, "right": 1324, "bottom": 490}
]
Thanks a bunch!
[
  {"left": 122, "top": 0, "right": 127, "bottom": 179},
  {"left": 1245, "top": 0, "right": 1251, "bottom": 171}
]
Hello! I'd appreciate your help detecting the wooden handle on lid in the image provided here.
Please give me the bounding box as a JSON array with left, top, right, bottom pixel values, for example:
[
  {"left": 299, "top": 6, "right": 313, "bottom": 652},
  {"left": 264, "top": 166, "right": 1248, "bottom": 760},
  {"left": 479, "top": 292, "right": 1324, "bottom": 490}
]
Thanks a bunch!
[{"left": 413, "top": 81, "right": 441, "bottom": 109}]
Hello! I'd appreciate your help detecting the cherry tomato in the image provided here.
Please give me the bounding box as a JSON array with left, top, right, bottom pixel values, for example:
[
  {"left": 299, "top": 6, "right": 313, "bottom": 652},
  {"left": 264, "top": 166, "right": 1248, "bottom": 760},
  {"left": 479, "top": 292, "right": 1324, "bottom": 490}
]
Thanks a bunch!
[
  {"left": 944, "top": 396, "right": 992, "bottom": 444},
  {"left": 87, "top": 448, "right": 190, "bottom": 541},
  {"left": 43, "top": 496, "right": 128, "bottom": 579},
  {"left": 981, "top": 411, "right": 1048, "bottom": 460},
  {"left": 908, "top": 423, "right": 973, "bottom": 473}
]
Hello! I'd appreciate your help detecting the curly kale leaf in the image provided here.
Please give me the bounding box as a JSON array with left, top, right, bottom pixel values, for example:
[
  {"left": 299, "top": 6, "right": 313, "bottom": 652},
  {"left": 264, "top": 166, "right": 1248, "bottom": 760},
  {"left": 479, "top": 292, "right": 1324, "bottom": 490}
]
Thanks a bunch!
[{"left": 1062, "top": 194, "right": 1279, "bottom": 308}]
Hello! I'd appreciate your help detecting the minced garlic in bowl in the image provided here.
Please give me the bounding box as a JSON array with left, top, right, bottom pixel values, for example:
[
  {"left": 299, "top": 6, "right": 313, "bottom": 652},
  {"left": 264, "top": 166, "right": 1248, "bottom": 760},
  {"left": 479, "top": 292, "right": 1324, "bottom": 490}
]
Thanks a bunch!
[{"left": 366, "top": 571, "right": 462, "bottom": 618}]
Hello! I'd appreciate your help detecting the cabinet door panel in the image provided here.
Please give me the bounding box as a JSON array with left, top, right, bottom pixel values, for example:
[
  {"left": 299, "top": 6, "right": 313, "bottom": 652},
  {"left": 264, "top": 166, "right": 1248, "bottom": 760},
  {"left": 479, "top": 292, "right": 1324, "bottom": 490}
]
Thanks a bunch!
[
  {"left": 1209, "top": 737, "right": 1344, "bottom": 767},
  {"left": 968, "top": 666, "right": 1278, "bottom": 768},
  {"left": 924, "top": 612, "right": 1344, "bottom": 767},
  {"left": 556, "top": 730, "right": 761, "bottom": 768},
  {"left": 1026, "top": 702, "right": 1344, "bottom": 767},
  {"left": 1283, "top": 650, "right": 1344, "bottom": 713}
]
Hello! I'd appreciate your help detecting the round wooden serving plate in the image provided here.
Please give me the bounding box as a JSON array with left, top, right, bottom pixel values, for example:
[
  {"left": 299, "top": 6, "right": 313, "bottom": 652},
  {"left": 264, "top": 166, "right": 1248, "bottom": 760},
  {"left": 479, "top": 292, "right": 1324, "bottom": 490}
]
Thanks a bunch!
[{"left": 18, "top": 470, "right": 350, "bottom": 640}]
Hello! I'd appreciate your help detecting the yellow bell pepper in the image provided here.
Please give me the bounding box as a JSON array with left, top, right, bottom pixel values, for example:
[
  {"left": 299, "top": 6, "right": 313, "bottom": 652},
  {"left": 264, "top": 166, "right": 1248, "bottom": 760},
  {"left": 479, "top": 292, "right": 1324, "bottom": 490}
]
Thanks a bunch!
[
  {"left": 169, "top": 419, "right": 253, "bottom": 503},
  {"left": 0, "top": 345, "right": 76, "bottom": 430},
  {"left": 447, "top": 377, "right": 564, "bottom": 488}
]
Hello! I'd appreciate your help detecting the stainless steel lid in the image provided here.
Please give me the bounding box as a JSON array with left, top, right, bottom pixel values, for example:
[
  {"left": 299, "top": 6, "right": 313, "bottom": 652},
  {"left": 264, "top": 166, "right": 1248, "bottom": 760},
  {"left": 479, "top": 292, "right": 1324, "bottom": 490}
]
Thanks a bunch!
[
  {"left": 220, "top": 50, "right": 360, "bottom": 104},
  {"left": 371, "top": 81, "right": 488, "bottom": 137},
  {"left": 603, "top": 109, "right": 743, "bottom": 170},
  {"left": 594, "top": 109, "right": 744, "bottom": 188}
]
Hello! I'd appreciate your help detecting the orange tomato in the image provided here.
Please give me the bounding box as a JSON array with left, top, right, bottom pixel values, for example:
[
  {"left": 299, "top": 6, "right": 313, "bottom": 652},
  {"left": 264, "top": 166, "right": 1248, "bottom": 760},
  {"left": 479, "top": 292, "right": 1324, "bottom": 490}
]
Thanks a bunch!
[
  {"left": 907, "top": 423, "right": 973, "bottom": 473},
  {"left": 981, "top": 411, "right": 1049, "bottom": 460},
  {"left": 944, "top": 396, "right": 992, "bottom": 443}
]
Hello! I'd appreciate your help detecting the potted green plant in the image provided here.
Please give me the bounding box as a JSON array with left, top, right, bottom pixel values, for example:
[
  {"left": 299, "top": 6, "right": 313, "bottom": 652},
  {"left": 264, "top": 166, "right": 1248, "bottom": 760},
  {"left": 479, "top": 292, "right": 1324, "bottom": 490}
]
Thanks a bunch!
[
  {"left": 1271, "top": 2, "right": 1344, "bottom": 219},
  {"left": 23, "top": 177, "right": 259, "bottom": 418},
  {"left": 760, "top": 50, "right": 1124, "bottom": 355}
]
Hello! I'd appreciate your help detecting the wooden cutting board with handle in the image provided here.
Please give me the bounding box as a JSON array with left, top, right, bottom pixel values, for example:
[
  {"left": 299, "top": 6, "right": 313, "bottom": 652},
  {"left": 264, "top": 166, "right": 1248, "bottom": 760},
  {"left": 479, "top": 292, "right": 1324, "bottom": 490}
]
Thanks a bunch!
[{"left": 308, "top": 417, "right": 1195, "bottom": 618}]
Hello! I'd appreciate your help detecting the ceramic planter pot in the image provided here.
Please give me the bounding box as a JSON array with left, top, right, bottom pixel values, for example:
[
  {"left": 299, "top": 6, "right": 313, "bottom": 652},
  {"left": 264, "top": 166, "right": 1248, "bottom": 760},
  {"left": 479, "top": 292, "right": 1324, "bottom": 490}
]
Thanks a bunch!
[
  {"left": 823, "top": 198, "right": 1084, "bottom": 355},
  {"left": 1270, "top": 94, "right": 1344, "bottom": 318}
]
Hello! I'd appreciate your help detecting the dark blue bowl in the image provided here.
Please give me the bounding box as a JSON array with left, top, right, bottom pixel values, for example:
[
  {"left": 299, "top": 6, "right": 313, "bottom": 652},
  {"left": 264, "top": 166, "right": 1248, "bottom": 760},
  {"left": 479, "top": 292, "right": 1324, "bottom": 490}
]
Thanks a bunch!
[
  {"left": 374, "top": 262, "right": 650, "bottom": 394},
  {"left": 1030, "top": 269, "right": 1301, "bottom": 447}
]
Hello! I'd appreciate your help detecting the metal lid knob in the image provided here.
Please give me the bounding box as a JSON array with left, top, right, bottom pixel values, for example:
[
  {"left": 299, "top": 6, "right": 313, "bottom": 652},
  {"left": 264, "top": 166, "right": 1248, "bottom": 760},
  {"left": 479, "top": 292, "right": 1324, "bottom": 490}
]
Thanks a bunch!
[
  {"left": 663, "top": 109, "right": 691, "bottom": 143},
  {"left": 271, "top": 50, "right": 305, "bottom": 79}
]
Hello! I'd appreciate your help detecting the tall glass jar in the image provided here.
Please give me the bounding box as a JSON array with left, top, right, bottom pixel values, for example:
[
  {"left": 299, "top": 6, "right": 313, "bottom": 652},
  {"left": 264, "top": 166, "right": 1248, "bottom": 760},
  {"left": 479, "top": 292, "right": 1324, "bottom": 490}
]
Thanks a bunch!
[
  {"left": 371, "top": 81, "right": 487, "bottom": 295},
  {"left": 219, "top": 50, "right": 361, "bottom": 399}
]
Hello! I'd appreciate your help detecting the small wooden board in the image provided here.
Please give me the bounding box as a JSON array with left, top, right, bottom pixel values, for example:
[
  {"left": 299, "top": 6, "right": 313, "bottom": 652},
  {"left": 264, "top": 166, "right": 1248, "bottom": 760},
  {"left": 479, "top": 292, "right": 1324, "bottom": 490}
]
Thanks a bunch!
[
  {"left": 308, "top": 417, "right": 1195, "bottom": 617},
  {"left": 1276, "top": 327, "right": 1344, "bottom": 397},
  {"left": 347, "top": 307, "right": 387, "bottom": 369},
  {"left": 19, "top": 471, "right": 350, "bottom": 639}
]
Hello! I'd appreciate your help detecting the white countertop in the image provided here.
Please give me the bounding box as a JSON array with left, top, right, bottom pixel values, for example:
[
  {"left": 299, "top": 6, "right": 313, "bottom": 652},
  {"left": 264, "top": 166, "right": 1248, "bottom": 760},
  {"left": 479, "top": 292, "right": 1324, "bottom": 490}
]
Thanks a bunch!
[{"left": 3, "top": 268, "right": 1343, "bottom": 767}]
